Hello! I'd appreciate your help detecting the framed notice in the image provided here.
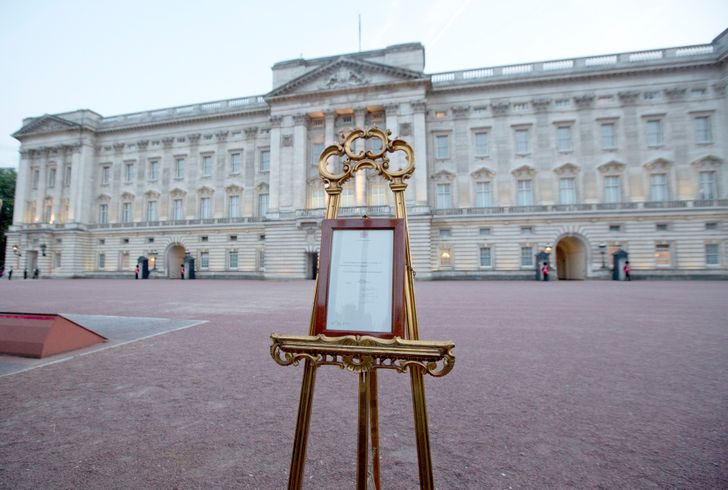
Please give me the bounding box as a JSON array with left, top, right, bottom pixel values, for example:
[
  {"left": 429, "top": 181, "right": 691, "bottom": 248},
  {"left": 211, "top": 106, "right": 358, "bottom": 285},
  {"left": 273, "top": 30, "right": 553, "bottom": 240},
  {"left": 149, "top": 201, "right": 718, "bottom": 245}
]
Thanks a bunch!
[{"left": 314, "top": 218, "right": 405, "bottom": 339}]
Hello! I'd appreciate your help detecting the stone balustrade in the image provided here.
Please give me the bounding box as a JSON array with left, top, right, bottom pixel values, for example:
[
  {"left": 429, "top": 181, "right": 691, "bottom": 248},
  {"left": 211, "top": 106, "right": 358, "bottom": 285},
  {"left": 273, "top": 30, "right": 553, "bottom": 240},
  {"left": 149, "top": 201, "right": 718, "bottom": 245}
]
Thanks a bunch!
[{"left": 430, "top": 43, "right": 716, "bottom": 86}]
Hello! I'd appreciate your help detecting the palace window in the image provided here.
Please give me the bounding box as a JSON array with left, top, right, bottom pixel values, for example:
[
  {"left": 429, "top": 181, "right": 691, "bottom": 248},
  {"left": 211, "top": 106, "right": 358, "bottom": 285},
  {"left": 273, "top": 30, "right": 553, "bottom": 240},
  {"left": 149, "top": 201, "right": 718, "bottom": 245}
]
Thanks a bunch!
[
  {"left": 99, "top": 204, "right": 108, "bottom": 225},
  {"left": 655, "top": 243, "right": 671, "bottom": 267},
  {"left": 559, "top": 177, "right": 576, "bottom": 204},
  {"left": 367, "top": 181, "right": 387, "bottom": 206},
  {"left": 146, "top": 200, "right": 158, "bottom": 221},
  {"left": 309, "top": 185, "right": 325, "bottom": 208},
  {"left": 705, "top": 243, "right": 720, "bottom": 266},
  {"left": 698, "top": 171, "right": 717, "bottom": 200},
  {"left": 649, "top": 174, "right": 669, "bottom": 201},
  {"left": 173, "top": 199, "right": 184, "bottom": 220},
  {"left": 174, "top": 158, "right": 185, "bottom": 178},
  {"left": 439, "top": 228, "right": 452, "bottom": 238},
  {"left": 202, "top": 155, "right": 213, "bottom": 177},
  {"left": 604, "top": 175, "right": 621, "bottom": 203},
  {"left": 259, "top": 149, "right": 270, "bottom": 172},
  {"left": 479, "top": 227, "right": 491, "bottom": 236},
  {"left": 439, "top": 247, "right": 452, "bottom": 267},
  {"left": 601, "top": 122, "right": 616, "bottom": 149},
  {"left": 228, "top": 250, "right": 239, "bottom": 269},
  {"left": 436, "top": 183, "right": 452, "bottom": 209},
  {"left": 148, "top": 160, "right": 159, "bottom": 181},
  {"left": 228, "top": 195, "right": 240, "bottom": 218},
  {"left": 125, "top": 163, "right": 134, "bottom": 182},
  {"left": 515, "top": 129, "right": 530, "bottom": 155},
  {"left": 311, "top": 143, "right": 325, "bottom": 165},
  {"left": 258, "top": 193, "right": 269, "bottom": 216},
  {"left": 694, "top": 116, "right": 712, "bottom": 143},
  {"left": 101, "top": 165, "right": 111, "bottom": 185},
  {"left": 521, "top": 246, "right": 534, "bottom": 267},
  {"left": 516, "top": 179, "right": 533, "bottom": 206},
  {"left": 98, "top": 253, "right": 105, "bottom": 270},
  {"left": 200, "top": 251, "right": 209, "bottom": 269},
  {"left": 230, "top": 153, "right": 241, "bottom": 174},
  {"left": 473, "top": 131, "right": 489, "bottom": 156},
  {"left": 435, "top": 135, "right": 449, "bottom": 159},
  {"left": 646, "top": 119, "right": 663, "bottom": 147},
  {"left": 55, "top": 253, "right": 62, "bottom": 268},
  {"left": 479, "top": 246, "right": 492, "bottom": 268},
  {"left": 341, "top": 185, "right": 355, "bottom": 207},
  {"left": 199, "top": 197, "right": 211, "bottom": 219},
  {"left": 64, "top": 166, "right": 72, "bottom": 187},
  {"left": 475, "top": 181, "right": 491, "bottom": 207},
  {"left": 120, "top": 252, "right": 129, "bottom": 270},
  {"left": 609, "top": 224, "right": 622, "bottom": 233},
  {"left": 47, "top": 168, "right": 56, "bottom": 188},
  {"left": 121, "top": 202, "right": 133, "bottom": 223},
  {"left": 257, "top": 250, "right": 266, "bottom": 271},
  {"left": 705, "top": 222, "right": 718, "bottom": 231},
  {"left": 556, "top": 126, "right": 573, "bottom": 152}
]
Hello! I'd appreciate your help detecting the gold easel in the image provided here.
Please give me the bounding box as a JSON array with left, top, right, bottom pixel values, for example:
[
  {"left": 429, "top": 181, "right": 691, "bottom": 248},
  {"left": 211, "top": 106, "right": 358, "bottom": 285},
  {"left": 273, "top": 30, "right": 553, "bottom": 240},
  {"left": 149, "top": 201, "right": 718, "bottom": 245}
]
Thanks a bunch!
[{"left": 271, "top": 128, "right": 455, "bottom": 489}]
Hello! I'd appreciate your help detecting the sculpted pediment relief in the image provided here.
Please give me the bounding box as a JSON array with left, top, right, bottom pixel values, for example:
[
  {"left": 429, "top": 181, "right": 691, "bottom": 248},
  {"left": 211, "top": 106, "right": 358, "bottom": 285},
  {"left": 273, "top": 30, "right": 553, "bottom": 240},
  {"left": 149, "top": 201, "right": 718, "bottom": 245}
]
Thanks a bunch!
[
  {"left": 643, "top": 158, "right": 671, "bottom": 172},
  {"left": 14, "top": 115, "right": 82, "bottom": 137},
  {"left": 197, "top": 186, "right": 215, "bottom": 196},
  {"left": 96, "top": 193, "right": 112, "bottom": 203},
  {"left": 170, "top": 187, "right": 187, "bottom": 198},
  {"left": 511, "top": 165, "right": 537, "bottom": 178},
  {"left": 225, "top": 184, "right": 243, "bottom": 194},
  {"left": 431, "top": 169, "right": 456, "bottom": 182},
  {"left": 470, "top": 166, "right": 496, "bottom": 180},
  {"left": 597, "top": 160, "right": 626, "bottom": 174},
  {"left": 553, "top": 163, "right": 580, "bottom": 176},
  {"left": 120, "top": 192, "right": 135, "bottom": 201},
  {"left": 144, "top": 189, "right": 161, "bottom": 199},
  {"left": 691, "top": 155, "right": 722, "bottom": 170},
  {"left": 267, "top": 58, "right": 424, "bottom": 98}
]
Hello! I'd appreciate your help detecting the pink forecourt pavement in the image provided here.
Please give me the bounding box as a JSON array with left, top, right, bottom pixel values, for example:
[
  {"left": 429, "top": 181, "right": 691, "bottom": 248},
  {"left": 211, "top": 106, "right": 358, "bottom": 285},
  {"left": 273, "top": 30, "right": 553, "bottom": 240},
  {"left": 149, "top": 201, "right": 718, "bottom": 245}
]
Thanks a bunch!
[{"left": 0, "top": 279, "right": 726, "bottom": 489}]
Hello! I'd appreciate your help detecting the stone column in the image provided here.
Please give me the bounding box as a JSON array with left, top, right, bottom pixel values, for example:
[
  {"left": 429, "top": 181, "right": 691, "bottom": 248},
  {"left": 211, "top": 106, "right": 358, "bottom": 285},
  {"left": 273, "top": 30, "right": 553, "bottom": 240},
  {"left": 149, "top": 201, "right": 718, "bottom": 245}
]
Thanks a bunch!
[
  {"left": 452, "top": 105, "right": 471, "bottom": 207},
  {"left": 618, "top": 91, "right": 641, "bottom": 201},
  {"left": 213, "top": 131, "right": 229, "bottom": 218},
  {"left": 532, "top": 98, "right": 553, "bottom": 204},
  {"left": 411, "top": 101, "right": 429, "bottom": 205},
  {"left": 268, "top": 115, "right": 282, "bottom": 216},
  {"left": 491, "top": 101, "right": 512, "bottom": 206},
  {"left": 13, "top": 150, "right": 30, "bottom": 224},
  {"left": 243, "top": 127, "right": 258, "bottom": 216},
  {"left": 354, "top": 108, "right": 366, "bottom": 206},
  {"left": 71, "top": 139, "right": 96, "bottom": 224},
  {"left": 135, "top": 140, "right": 149, "bottom": 222},
  {"left": 292, "top": 114, "right": 308, "bottom": 211},
  {"left": 574, "top": 95, "right": 595, "bottom": 205}
]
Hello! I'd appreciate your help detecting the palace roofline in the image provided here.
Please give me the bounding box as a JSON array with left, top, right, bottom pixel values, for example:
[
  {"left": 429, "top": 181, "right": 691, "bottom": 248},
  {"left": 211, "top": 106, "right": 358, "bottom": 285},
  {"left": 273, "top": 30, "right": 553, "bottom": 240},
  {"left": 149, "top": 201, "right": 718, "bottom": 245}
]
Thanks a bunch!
[{"left": 14, "top": 29, "right": 727, "bottom": 137}]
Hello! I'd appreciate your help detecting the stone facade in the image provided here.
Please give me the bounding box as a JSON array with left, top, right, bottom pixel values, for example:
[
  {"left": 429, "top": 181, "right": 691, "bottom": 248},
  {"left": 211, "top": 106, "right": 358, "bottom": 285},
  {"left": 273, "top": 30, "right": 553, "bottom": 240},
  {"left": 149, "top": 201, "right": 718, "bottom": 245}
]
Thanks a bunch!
[{"left": 5, "top": 31, "right": 728, "bottom": 280}]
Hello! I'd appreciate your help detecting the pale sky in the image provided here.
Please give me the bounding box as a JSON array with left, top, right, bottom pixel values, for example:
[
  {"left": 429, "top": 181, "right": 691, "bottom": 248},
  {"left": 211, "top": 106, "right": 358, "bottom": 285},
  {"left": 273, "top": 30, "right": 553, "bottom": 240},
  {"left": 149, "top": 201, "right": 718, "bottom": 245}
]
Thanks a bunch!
[{"left": 0, "top": 0, "right": 726, "bottom": 168}]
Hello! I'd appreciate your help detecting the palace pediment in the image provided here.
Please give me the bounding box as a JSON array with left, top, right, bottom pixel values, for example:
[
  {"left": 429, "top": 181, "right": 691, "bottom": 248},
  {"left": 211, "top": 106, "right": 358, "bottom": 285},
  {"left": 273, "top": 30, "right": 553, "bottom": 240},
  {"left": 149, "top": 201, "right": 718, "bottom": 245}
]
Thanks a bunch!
[
  {"left": 14, "top": 114, "right": 83, "bottom": 138},
  {"left": 267, "top": 57, "right": 425, "bottom": 98}
]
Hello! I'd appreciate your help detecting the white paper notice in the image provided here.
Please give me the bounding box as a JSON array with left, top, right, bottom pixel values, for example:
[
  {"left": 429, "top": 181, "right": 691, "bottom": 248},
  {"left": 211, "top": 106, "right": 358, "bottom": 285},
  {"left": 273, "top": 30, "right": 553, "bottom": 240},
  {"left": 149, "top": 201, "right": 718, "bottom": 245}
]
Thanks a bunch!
[{"left": 326, "top": 229, "right": 393, "bottom": 333}]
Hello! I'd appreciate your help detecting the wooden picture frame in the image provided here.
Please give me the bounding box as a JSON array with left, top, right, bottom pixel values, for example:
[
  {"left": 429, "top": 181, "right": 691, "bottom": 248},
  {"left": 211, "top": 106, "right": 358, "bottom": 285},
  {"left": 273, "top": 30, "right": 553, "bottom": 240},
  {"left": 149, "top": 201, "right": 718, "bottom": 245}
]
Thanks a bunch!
[{"left": 314, "top": 218, "right": 405, "bottom": 339}]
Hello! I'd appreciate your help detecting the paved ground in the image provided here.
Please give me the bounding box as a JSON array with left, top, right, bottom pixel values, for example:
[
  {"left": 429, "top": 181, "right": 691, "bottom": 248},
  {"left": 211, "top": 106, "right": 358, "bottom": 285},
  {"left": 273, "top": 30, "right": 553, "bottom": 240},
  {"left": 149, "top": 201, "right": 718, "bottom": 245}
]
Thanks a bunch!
[
  {"left": 0, "top": 314, "right": 207, "bottom": 377},
  {"left": 0, "top": 279, "right": 726, "bottom": 489}
]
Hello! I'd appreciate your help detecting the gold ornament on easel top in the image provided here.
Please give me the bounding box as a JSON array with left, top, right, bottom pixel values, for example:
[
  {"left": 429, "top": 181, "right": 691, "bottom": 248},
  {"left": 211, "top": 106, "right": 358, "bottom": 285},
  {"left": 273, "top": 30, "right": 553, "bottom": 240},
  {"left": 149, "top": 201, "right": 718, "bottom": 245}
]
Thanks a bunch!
[{"left": 271, "top": 126, "right": 454, "bottom": 490}]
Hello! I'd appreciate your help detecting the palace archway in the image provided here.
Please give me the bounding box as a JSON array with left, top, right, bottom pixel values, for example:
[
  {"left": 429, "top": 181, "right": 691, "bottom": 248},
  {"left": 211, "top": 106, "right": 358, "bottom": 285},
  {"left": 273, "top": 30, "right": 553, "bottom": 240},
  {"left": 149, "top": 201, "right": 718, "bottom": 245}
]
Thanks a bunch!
[
  {"left": 555, "top": 236, "right": 587, "bottom": 280},
  {"left": 167, "top": 244, "right": 185, "bottom": 279}
]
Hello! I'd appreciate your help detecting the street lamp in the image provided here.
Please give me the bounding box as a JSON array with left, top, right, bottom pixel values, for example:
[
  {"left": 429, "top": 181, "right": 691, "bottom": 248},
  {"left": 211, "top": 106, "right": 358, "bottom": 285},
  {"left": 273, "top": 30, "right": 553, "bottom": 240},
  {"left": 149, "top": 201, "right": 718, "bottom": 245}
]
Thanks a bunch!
[
  {"left": 544, "top": 245, "right": 552, "bottom": 254},
  {"left": 12, "top": 244, "right": 21, "bottom": 256},
  {"left": 40, "top": 244, "right": 47, "bottom": 257},
  {"left": 599, "top": 242, "right": 607, "bottom": 269}
]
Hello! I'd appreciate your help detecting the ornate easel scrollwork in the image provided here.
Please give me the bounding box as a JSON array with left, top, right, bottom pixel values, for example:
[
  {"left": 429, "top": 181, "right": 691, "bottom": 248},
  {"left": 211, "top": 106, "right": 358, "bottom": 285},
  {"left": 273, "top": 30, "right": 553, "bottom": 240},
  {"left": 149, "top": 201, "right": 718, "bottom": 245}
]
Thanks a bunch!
[
  {"left": 270, "top": 333, "right": 455, "bottom": 377},
  {"left": 318, "top": 128, "right": 416, "bottom": 194}
]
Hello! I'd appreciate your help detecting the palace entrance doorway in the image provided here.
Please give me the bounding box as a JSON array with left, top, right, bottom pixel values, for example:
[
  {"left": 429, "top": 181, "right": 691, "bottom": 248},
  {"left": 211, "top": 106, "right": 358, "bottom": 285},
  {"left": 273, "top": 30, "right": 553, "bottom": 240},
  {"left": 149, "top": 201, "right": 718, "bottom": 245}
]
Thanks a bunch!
[
  {"left": 555, "top": 236, "right": 587, "bottom": 280},
  {"left": 167, "top": 245, "right": 185, "bottom": 278}
]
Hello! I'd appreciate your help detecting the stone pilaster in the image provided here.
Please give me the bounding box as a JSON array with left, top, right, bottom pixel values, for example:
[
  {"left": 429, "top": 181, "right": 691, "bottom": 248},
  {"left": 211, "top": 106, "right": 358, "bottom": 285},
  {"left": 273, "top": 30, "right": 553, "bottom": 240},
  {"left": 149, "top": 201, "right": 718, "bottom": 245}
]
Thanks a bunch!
[
  {"left": 411, "top": 101, "right": 428, "bottom": 205},
  {"left": 292, "top": 114, "right": 308, "bottom": 211},
  {"left": 268, "top": 115, "right": 283, "bottom": 216},
  {"left": 354, "top": 108, "right": 367, "bottom": 206}
]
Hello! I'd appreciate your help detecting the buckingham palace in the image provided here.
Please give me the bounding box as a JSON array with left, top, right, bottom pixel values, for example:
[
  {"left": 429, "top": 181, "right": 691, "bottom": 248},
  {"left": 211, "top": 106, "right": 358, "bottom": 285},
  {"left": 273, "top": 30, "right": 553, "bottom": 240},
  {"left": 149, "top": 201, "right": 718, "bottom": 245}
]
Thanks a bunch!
[{"left": 5, "top": 29, "right": 728, "bottom": 280}]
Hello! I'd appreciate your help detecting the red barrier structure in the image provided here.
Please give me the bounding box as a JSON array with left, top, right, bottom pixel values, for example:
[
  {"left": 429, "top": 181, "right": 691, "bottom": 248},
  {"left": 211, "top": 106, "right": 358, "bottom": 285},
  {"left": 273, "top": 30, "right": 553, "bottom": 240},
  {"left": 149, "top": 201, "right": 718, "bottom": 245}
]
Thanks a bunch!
[{"left": 0, "top": 313, "right": 106, "bottom": 358}]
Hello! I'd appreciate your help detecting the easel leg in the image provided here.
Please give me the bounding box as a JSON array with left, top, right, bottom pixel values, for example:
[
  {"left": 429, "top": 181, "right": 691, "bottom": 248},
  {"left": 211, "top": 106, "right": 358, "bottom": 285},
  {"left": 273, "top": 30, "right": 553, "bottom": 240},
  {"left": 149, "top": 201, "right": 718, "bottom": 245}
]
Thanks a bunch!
[
  {"left": 288, "top": 360, "right": 317, "bottom": 490},
  {"left": 357, "top": 371, "right": 370, "bottom": 490},
  {"left": 369, "top": 370, "right": 381, "bottom": 490},
  {"left": 410, "top": 366, "right": 434, "bottom": 490}
]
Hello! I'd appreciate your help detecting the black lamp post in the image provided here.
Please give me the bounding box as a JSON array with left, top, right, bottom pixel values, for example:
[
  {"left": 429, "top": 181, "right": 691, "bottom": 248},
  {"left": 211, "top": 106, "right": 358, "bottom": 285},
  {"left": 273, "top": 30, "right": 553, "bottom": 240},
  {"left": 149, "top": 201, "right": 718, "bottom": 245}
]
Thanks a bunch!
[{"left": 599, "top": 242, "right": 607, "bottom": 269}]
